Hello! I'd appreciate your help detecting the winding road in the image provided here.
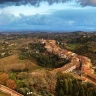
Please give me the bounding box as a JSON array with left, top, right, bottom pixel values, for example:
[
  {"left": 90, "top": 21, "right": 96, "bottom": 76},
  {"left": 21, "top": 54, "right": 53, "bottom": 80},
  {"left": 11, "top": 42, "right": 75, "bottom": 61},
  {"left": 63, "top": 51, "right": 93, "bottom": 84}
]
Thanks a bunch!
[{"left": 0, "top": 84, "right": 23, "bottom": 96}]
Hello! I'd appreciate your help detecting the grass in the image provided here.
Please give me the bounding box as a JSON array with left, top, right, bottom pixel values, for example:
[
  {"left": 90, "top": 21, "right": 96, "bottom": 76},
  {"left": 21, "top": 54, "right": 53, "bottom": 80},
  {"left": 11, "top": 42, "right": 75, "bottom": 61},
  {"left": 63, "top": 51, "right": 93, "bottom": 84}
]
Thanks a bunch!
[
  {"left": 67, "top": 43, "right": 80, "bottom": 50},
  {"left": 0, "top": 54, "right": 42, "bottom": 72},
  {"left": 0, "top": 37, "right": 44, "bottom": 72},
  {"left": 0, "top": 91, "right": 11, "bottom": 96}
]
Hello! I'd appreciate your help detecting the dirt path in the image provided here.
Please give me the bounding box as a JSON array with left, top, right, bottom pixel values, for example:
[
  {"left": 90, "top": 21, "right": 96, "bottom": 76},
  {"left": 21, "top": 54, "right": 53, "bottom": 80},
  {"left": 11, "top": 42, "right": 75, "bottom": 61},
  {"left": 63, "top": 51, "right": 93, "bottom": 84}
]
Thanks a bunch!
[{"left": 0, "top": 84, "right": 23, "bottom": 96}]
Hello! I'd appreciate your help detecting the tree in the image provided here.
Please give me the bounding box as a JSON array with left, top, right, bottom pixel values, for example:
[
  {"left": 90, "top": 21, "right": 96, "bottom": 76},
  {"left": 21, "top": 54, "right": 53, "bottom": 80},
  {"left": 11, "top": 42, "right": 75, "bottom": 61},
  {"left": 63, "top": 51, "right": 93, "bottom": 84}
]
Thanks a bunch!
[
  {"left": 79, "top": 85, "right": 85, "bottom": 96},
  {"left": 9, "top": 73, "right": 17, "bottom": 81},
  {"left": 63, "top": 79, "right": 68, "bottom": 94},
  {"left": 68, "top": 79, "right": 73, "bottom": 95},
  {"left": 6, "top": 79, "right": 16, "bottom": 89},
  {"left": 0, "top": 73, "right": 9, "bottom": 85},
  {"left": 55, "top": 73, "right": 92, "bottom": 96},
  {"left": 58, "top": 89, "right": 65, "bottom": 96}
]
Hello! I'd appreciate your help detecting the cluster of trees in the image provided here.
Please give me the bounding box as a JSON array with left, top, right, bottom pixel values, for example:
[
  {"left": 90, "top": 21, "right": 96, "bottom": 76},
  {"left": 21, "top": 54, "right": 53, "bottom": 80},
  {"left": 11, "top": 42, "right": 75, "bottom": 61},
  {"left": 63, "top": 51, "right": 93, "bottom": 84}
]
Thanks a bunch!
[
  {"left": 56, "top": 73, "right": 96, "bottom": 96},
  {"left": 19, "top": 42, "right": 46, "bottom": 60},
  {"left": 19, "top": 52, "right": 28, "bottom": 60},
  {"left": 21, "top": 52, "right": 70, "bottom": 68},
  {"left": 2, "top": 72, "right": 56, "bottom": 96},
  {"left": 28, "top": 42, "right": 46, "bottom": 53},
  {"left": 74, "top": 43, "right": 96, "bottom": 65},
  {"left": 0, "top": 72, "right": 35, "bottom": 95},
  {"left": 19, "top": 42, "right": 70, "bottom": 68},
  {"left": 30, "top": 52, "right": 69, "bottom": 68},
  {"left": 0, "top": 73, "right": 16, "bottom": 89},
  {"left": 0, "top": 72, "right": 96, "bottom": 96}
]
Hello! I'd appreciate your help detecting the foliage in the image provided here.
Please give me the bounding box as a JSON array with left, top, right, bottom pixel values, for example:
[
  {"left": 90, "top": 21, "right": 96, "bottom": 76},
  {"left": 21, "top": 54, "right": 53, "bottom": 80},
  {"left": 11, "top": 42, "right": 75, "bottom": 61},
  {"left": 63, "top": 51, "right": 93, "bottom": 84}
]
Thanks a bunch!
[
  {"left": 6, "top": 79, "right": 16, "bottom": 89},
  {"left": 29, "top": 42, "right": 46, "bottom": 53},
  {"left": 55, "top": 73, "right": 96, "bottom": 96},
  {"left": 74, "top": 44, "right": 96, "bottom": 65},
  {"left": 28, "top": 52, "right": 70, "bottom": 68},
  {"left": 10, "top": 68, "right": 29, "bottom": 73},
  {"left": 0, "top": 73, "right": 9, "bottom": 85}
]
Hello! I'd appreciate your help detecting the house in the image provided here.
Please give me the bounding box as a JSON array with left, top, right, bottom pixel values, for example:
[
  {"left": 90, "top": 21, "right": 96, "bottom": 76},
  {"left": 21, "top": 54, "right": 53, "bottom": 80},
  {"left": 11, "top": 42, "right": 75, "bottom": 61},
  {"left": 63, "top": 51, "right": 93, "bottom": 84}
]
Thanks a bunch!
[
  {"left": 40, "top": 39, "right": 46, "bottom": 44},
  {"left": 71, "top": 53, "right": 76, "bottom": 56},
  {"left": 1, "top": 53, "right": 5, "bottom": 56},
  {"left": 59, "top": 53, "right": 67, "bottom": 59},
  {"left": 58, "top": 50, "right": 68, "bottom": 59},
  {"left": 62, "top": 64, "right": 76, "bottom": 73},
  {"left": 78, "top": 56, "right": 94, "bottom": 74}
]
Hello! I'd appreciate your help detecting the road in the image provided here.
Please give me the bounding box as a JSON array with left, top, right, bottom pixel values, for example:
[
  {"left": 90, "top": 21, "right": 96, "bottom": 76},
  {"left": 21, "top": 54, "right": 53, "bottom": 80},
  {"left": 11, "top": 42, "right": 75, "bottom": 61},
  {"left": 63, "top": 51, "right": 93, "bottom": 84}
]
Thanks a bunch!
[
  {"left": 0, "top": 84, "right": 23, "bottom": 96},
  {"left": 44, "top": 39, "right": 96, "bottom": 85}
]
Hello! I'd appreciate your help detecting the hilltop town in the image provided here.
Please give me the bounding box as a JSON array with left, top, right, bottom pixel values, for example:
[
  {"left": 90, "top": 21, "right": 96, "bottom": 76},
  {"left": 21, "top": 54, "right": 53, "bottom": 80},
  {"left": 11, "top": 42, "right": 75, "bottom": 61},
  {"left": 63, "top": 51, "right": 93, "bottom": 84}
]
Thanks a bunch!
[{"left": 40, "top": 39, "right": 95, "bottom": 82}]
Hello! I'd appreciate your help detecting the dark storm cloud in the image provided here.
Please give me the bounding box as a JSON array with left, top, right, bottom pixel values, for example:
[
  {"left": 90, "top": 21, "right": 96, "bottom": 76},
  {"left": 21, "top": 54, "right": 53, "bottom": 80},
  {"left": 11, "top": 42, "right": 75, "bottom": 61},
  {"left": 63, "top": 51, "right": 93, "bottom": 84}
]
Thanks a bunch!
[
  {"left": 0, "top": 0, "right": 68, "bottom": 6},
  {"left": 78, "top": 0, "right": 96, "bottom": 6},
  {"left": 0, "top": 0, "right": 96, "bottom": 7}
]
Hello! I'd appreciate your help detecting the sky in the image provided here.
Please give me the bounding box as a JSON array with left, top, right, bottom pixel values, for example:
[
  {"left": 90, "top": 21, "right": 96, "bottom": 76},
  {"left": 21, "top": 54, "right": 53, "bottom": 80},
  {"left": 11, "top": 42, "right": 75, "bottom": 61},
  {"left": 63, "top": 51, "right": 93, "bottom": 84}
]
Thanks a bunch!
[{"left": 0, "top": 0, "right": 96, "bottom": 32}]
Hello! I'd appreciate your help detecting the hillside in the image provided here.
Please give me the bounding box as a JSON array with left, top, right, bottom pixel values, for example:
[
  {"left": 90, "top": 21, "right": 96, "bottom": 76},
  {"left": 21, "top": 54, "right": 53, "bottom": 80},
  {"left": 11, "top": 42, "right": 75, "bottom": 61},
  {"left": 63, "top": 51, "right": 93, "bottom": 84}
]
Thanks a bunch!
[
  {"left": 0, "top": 55, "right": 41, "bottom": 72},
  {"left": 0, "top": 32, "right": 96, "bottom": 96}
]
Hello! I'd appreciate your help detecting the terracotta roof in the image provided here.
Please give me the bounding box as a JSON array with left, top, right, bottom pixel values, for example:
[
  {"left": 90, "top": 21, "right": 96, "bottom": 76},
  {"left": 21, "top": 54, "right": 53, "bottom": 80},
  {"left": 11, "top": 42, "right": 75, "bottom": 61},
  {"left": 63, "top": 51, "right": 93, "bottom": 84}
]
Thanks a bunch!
[
  {"left": 87, "top": 73, "right": 96, "bottom": 79},
  {"left": 54, "top": 63, "right": 76, "bottom": 72}
]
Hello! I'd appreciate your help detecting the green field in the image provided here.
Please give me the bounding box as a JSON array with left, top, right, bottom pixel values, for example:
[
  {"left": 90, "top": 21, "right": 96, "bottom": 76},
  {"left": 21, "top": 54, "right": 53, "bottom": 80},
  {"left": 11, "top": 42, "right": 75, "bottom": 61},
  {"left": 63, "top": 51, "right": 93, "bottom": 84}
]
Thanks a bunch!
[
  {"left": 0, "top": 91, "right": 11, "bottom": 96},
  {"left": 67, "top": 43, "right": 80, "bottom": 50},
  {"left": 0, "top": 54, "right": 43, "bottom": 72}
]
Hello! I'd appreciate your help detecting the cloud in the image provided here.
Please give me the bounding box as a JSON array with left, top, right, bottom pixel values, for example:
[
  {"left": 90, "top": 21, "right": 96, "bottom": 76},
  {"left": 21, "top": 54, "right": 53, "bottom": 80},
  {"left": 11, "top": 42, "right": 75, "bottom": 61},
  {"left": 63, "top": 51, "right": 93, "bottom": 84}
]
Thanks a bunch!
[
  {"left": 0, "top": 10, "right": 15, "bottom": 25},
  {"left": 78, "top": 0, "right": 96, "bottom": 6},
  {"left": 0, "top": 0, "right": 96, "bottom": 7},
  {"left": 0, "top": 0, "right": 68, "bottom": 7},
  {"left": 1, "top": 9, "right": 96, "bottom": 26},
  {"left": 0, "top": 8, "right": 96, "bottom": 31}
]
